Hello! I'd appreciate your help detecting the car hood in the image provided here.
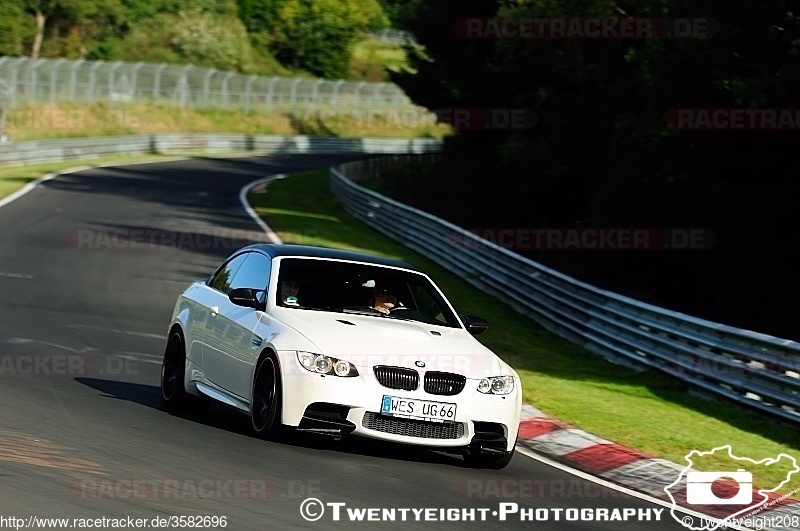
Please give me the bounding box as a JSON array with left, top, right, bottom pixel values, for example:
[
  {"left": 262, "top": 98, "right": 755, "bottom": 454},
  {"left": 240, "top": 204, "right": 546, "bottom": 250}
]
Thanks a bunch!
[{"left": 270, "top": 307, "right": 509, "bottom": 378}]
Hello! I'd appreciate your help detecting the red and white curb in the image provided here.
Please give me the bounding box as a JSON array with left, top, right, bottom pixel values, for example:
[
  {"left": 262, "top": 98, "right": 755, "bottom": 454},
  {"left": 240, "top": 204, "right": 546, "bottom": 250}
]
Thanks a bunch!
[{"left": 517, "top": 404, "right": 800, "bottom": 529}]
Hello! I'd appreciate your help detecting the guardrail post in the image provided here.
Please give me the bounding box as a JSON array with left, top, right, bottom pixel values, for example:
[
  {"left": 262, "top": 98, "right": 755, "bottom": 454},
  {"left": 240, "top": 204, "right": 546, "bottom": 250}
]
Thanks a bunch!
[
  {"left": 108, "top": 61, "right": 123, "bottom": 105},
  {"left": 353, "top": 82, "right": 366, "bottom": 111},
  {"left": 0, "top": 108, "right": 8, "bottom": 142},
  {"left": 176, "top": 64, "right": 192, "bottom": 107},
  {"left": 68, "top": 59, "right": 83, "bottom": 101},
  {"left": 391, "top": 88, "right": 402, "bottom": 111},
  {"left": 203, "top": 68, "right": 216, "bottom": 107},
  {"left": 8, "top": 59, "right": 23, "bottom": 107},
  {"left": 130, "top": 62, "right": 144, "bottom": 100},
  {"left": 331, "top": 80, "right": 345, "bottom": 109},
  {"left": 244, "top": 75, "right": 257, "bottom": 114},
  {"left": 50, "top": 58, "right": 66, "bottom": 104},
  {"left": 310, "top": 79, "right": 323, "bottom": 110},
  {"left": 221, "top": 72, "right": 233, "bottom": 108},
  {"left": 153, "top": 63, "right": 167, "bottom": 101},
  {"left": 266, "top": 77, "right": 279, "bottom": 112},
  {"left": 289, "top": 78, "right": 302, "bottom": 109},
  {"left": 88, "top": 60, "right": 103, "bottom": 103},
  {"left": 29, "top": 59, "right": 45, "bottom": 102}
]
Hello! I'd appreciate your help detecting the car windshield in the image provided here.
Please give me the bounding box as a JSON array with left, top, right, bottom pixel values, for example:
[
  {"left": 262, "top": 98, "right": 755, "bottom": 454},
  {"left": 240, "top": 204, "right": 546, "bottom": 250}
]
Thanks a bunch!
[{"left": 275, "top": 257, "right": 461, "bottom": 328}]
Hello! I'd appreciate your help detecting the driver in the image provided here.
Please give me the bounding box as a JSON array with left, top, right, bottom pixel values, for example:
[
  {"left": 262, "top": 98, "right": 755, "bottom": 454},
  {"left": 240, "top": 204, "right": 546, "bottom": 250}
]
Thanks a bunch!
[
  {"left": 280, "top": 280, "right": 301, "bottom": 306},
  {"left": 371, "top": 288, "right": 397, "bottom": 314}
]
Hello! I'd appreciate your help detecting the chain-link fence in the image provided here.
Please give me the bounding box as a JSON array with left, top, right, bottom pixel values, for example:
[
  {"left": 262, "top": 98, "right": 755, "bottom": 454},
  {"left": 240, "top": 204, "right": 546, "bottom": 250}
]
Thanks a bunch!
[
  {"left": 0, "top": 57, "right": 422, "bottom": 114},
  {"left": 370, "top": 29, "right": 416, "bottom": 45}
]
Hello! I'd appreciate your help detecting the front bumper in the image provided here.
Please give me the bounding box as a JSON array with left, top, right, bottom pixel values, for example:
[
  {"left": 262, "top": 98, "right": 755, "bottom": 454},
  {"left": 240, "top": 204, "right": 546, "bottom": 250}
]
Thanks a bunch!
[{"left": 277, "top": 351, "right": 521, "bottom": 452}]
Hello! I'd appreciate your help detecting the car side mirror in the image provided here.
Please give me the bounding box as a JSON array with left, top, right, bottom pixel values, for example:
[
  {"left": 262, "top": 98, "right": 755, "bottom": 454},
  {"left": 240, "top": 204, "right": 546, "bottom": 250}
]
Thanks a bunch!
[
  {"left": 461, "top": 314, "right": 489, "bottom": 335},
  {"left": 228, "top": 288, "right": 265, "bottom": 311}
]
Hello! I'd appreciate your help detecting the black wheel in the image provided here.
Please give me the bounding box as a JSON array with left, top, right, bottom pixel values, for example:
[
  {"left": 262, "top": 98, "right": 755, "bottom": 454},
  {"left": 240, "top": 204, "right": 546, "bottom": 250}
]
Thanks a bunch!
[
  {"left": 161, "top": 330, "right": 187, "bottom": 408},
  {"left": 252, "top": 354, "right": 282, "bottom": 438},
  {"left": 161, "top": 329, "right": 209, "bottom": 412},
  {"left": 464, "top": 446, "right": 515, "bottom": 470}
]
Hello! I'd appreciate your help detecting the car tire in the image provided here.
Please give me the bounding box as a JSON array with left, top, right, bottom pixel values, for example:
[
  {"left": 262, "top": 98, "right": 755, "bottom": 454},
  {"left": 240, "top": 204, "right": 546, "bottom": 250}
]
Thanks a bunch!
[
  {"left": 161, "top": 330, "right": 189, "bottom": 408},
  {"left": 251, "top": 353, "right": 282, "bottom": 439},
  {"left": 465, "top": 446, "right": 515, "bottom": 470},
  {"left": 161, "top": 329, "right": 208, "bottom": 412}
]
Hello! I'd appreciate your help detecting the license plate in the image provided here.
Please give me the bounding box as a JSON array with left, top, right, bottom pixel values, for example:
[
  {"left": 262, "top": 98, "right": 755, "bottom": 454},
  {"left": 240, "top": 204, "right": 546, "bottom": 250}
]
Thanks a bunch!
[{"left": 380, "top": 395, "right": 456, "bottom": 423}]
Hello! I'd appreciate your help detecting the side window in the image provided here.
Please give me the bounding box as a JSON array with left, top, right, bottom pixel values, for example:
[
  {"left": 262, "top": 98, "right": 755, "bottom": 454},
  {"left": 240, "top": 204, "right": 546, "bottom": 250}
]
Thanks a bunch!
[
  {"left": 208, "top": 253, "right": 249, "bottom": 293},
  {"left": 229, "top": 253, "right": 271, "bottom": 292}
]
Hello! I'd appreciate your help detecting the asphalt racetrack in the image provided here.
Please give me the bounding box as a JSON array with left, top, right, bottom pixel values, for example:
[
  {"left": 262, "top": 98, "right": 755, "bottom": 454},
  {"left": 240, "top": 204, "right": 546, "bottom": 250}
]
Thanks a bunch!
[{"left": 0, "top": 155, "right": 688, "bottom": 530}]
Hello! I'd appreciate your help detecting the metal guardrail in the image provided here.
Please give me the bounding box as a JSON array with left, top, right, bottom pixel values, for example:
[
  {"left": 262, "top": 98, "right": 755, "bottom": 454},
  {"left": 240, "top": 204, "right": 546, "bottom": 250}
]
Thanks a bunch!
[
  {"left": 330, "top": 155, "right": 800, "bottom": 425},
  {"left": 0, "top": 133, "right": 442, "bottom": 166}
]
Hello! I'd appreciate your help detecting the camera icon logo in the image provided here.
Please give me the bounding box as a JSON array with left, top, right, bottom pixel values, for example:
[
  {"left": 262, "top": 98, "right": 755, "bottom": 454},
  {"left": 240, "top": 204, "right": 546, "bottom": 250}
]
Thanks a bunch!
[{"left": 685, "top": 469, "right": 752, "bottom": 505}]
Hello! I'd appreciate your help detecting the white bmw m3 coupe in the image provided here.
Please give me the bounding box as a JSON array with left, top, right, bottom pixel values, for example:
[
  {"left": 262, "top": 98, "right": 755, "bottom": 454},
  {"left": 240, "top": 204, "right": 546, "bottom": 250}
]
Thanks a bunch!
[{"left": 161, "top": 244, "right": 521, "bottom": 468}]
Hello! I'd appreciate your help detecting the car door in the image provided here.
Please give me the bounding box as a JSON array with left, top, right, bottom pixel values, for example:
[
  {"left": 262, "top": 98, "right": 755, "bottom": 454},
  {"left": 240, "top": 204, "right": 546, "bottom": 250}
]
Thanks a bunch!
[
  {"left": 180, "top": 282, "right": 217, "bottom": 371},
  {"left": 197, "top": 251, "right": 249, "bottom": 378},
  {"left": 202, "top": 251, "right": 271, "bottom": 399}
]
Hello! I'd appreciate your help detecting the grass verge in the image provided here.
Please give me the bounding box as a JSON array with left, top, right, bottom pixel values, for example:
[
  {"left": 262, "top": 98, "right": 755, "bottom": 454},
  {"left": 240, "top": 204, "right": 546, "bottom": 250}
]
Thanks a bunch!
[
  {"left": 3, "top": 102, "right": 450, "bottom": 142},
  {"left": 249, "top": 168, "right": 800, "bottom": 493}
]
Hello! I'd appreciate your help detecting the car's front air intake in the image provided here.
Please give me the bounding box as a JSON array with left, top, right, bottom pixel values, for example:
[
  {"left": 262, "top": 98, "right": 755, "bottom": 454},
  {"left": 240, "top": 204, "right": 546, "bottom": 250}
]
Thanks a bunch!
[
  {"left": 423, "top": 371, "right": 466, "bottom": 396},
  {"left": 362, "top": 412, "right": 464, "bottom": 439},
  {"left": 373, "top": 366, "right": 419, "bottom": 391}
]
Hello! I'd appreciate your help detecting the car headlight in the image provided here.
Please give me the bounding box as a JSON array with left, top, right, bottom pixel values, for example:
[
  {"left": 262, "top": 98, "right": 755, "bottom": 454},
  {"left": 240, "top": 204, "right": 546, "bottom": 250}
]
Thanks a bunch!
[
  {"left": 477, "top": 376, "right": 514, "bottom": 395},
  {"left": 297, "top": 352, "right": 359, "bottom": 377}
]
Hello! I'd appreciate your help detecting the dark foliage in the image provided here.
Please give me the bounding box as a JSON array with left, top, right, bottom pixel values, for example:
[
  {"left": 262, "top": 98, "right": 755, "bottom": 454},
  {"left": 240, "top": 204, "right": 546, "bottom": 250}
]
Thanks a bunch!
[{"left": 382, "top": 0, "right": 800, "bottom": 339}]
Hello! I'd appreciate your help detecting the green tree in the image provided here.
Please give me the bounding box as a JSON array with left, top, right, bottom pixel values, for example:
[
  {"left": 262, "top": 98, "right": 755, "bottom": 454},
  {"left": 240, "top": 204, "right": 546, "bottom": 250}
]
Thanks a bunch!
[
  {"left": 236, "top": 0, "right": 282, "bottom": 34},
  {"left": 117, "top": 0, "right": 238, "bottom": 23},
  {"left": 23, "top": 0, "right": 123, "bottom": 58},
  {"left": 238, "top": 0, "right": 385, "bottom": 78},
  {"left": 170, "top": 8, "right": 258, "bottom": 71},
  {"left": 381, "top": 0, "right": 800, "bottom": 338},
  {"left": 0, "top": 0, "right": 33, "bottom": 55}
]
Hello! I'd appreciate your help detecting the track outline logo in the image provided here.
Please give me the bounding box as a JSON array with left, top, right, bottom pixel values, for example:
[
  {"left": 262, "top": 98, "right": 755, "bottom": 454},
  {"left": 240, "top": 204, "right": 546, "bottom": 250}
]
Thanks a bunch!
[{"left": 664, "top": 445, "right": 798, "bottom": 530}]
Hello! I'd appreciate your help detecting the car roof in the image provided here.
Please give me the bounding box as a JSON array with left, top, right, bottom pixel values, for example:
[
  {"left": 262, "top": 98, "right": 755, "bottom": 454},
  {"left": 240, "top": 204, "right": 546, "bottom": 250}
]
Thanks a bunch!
[{"left": 239, "top": 244, "right": 419, "bottom": 271}]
